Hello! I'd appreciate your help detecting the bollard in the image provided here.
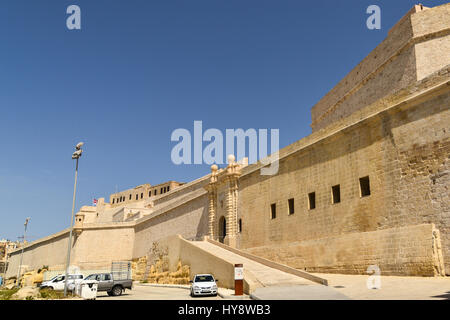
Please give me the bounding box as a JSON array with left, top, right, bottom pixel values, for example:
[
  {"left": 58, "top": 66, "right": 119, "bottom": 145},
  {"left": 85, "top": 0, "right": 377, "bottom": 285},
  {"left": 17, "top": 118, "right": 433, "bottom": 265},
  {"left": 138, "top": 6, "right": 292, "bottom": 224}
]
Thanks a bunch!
[{"left": 234, "top": 264, "right": 243, "bottom": 296}]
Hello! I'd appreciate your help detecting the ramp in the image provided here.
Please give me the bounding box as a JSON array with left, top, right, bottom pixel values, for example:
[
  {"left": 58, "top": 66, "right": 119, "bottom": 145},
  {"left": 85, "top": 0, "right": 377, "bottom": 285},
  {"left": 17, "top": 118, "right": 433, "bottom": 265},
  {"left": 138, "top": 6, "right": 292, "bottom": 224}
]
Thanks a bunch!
[{"left": 190, "top": 240, "right": 317, "bottom": 288}]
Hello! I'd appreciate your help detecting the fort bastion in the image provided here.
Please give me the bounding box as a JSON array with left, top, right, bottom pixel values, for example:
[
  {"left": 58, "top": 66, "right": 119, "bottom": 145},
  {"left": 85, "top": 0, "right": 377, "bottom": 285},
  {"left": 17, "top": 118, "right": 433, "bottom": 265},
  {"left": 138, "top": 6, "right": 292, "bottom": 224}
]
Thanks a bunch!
[{"left": 4, "top": 3, "right": 450, "bottom": 281}]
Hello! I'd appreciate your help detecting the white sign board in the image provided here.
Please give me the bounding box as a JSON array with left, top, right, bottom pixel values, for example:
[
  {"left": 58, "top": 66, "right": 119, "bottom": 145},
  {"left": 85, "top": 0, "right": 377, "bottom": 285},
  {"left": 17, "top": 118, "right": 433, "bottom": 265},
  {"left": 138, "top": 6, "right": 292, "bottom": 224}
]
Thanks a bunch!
[{"left": 234, "top": 267, "right": 244, "bottom": 280}]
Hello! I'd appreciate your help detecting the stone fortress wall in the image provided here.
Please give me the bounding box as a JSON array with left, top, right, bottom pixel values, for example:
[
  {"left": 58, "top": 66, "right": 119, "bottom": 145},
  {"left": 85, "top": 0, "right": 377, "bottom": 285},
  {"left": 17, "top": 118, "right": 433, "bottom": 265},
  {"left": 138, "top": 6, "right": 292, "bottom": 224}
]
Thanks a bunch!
[
  {"left": 5, "top": 175, "right": 210, "bottom": 279},
  {"left": 310, "top": 4, "right": 450, "bottom": 132},
  {"left": 4, "top": 3, "right": 450, "bottom": 280}
]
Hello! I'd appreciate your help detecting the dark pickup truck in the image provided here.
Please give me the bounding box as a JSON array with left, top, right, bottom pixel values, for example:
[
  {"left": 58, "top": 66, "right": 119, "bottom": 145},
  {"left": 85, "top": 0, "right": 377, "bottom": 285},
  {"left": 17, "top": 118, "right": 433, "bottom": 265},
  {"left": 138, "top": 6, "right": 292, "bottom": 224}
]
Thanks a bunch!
[{"left": 84, "top": 273, "right": 132, "bottom": 296}]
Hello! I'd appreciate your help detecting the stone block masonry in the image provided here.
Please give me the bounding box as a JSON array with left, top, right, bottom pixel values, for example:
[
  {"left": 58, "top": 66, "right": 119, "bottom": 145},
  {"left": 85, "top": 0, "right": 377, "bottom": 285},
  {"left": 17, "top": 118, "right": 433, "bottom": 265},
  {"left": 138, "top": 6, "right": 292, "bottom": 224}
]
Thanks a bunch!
[
  {"left": 245, "top": 224, "right": 444, "bottom": 276},
  {"left": 4, "top": 4, "right": 449, "bottom": 280}
]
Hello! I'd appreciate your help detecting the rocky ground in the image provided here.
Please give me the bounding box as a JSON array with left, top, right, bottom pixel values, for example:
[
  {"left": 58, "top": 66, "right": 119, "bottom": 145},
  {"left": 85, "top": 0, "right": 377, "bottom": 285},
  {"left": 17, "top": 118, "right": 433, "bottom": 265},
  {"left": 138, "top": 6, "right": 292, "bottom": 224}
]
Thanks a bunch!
[{"left": 0, "top": 286, "right": 81, "bottom": 300}]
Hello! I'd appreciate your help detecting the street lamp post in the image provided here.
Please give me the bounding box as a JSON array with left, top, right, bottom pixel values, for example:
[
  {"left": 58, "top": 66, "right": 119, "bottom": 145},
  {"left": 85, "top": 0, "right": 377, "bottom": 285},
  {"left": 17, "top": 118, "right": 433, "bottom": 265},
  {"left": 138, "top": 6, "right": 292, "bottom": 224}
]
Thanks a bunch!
[
  {"left": 16, "top": 217, "right": 30, "bottom": 287},
  {"left": 63, "top": 142, "right": 84, "bottom": 297}
]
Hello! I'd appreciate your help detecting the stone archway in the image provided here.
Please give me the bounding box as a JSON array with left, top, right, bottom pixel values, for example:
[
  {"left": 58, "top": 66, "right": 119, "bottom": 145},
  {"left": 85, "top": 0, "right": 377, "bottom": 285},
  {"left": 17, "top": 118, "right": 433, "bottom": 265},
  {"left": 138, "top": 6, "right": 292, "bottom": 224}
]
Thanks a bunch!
[{"left": 218, "top": 216, "right": 226, "bottom": 243}]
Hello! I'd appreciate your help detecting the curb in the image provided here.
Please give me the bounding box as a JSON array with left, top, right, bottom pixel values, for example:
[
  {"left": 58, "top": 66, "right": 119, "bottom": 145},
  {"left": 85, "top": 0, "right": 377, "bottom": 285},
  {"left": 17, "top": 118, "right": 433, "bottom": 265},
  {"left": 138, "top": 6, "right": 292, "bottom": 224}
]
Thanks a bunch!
[{"left": 218, "top": 291, "right": 250, "bottom": 300}]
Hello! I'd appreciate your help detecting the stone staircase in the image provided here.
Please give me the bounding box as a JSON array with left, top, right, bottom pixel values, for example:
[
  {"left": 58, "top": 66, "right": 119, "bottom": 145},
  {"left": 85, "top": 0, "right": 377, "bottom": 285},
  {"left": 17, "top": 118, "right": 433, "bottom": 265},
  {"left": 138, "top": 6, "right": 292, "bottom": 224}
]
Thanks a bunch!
[
  {"left": 187, "top": 239, "right": 350, "bottom": 299},
  {"left": 189, "top": 240, "right": 317, "bottom": 288}
]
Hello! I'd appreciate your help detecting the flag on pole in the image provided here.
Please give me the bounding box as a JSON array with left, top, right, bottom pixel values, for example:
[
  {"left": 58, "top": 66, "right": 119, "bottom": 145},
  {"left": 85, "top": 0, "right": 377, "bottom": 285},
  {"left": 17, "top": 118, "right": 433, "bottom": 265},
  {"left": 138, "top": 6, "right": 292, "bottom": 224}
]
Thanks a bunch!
[{"left": 93, "top": 198, "right": 98, "bottom": 206}]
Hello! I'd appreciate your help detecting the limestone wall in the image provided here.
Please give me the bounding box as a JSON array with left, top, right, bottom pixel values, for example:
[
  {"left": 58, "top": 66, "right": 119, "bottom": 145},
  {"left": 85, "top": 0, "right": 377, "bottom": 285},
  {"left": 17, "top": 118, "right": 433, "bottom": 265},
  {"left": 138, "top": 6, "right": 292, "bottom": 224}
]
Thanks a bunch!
[
  {"left": 5, "top": 177, "right": 209, "bottom": 280},
  {"left": 159, "top": 235, "right": 236, "bottom": 290},
  {"left": 132, "top": 192, "right": 209, "bottom": 258},
  {"left": 238, "top": 77, "right": 450, "bottom": 275},
  {"left": 72, "top": 226, "right": 135, "bottom": 267},
  {"left": 246, "top": 224, "right": 443, "bottom": 276},
  {"left": 6, "top": 230, "right": 70, "bottom": 278},
  {"left": 311, "top": 3, "right": 450, "bottom": 132}
]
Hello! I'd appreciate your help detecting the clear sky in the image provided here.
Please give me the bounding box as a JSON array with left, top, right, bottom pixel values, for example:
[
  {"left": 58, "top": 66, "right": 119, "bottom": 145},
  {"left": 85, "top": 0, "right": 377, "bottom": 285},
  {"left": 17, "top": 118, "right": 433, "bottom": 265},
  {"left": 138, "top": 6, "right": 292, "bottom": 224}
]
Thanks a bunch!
[{"left": 0, "top": 0, "right": 447, "bottom": 241}]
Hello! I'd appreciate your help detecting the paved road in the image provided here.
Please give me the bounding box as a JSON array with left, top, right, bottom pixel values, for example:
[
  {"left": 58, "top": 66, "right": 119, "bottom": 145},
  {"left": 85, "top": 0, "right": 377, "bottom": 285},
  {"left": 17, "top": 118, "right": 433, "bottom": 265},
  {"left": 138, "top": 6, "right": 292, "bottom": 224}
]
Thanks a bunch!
[
  {"left": 311, "top": 273, "right": 450, "bottom": 300},
  {"left": 250, "top": 285, "right": 350, "bottom": 300},
  {"left": 96, "top": 285, "right": 222, "bottom": 300},
  {"left": 191, "top": 241, "right": 315, "bottom": 287}
]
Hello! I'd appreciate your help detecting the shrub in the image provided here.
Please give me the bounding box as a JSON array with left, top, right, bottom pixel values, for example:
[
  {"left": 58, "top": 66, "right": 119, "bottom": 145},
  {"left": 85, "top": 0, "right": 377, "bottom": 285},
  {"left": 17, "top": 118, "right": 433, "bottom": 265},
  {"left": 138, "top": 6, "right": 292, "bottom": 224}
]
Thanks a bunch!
[
  {"left": 39, "top": 288, "right": 69, "bottom": 300},
  {"left": 0, "top": 288, "right": 20, "bottom": 300}
]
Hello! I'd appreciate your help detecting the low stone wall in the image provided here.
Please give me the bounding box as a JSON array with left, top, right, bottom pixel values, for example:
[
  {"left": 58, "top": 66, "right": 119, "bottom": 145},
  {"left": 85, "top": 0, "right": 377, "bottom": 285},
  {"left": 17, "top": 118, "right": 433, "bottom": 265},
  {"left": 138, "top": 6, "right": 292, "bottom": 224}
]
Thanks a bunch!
[
  {"left": 245, "top": 224, "right": 445, "bottom": 276},
  {"left": 131, "top": 243, "right": 190, "bottom": 285},
  {"left": 5, "top": 229, "right": 70, "bottom": 279},
  {"left": 160, "top": 235, "right": 236, "bottom": 290},
  {"left": 143, "top": 235, "right": 262, "bottom": 292}
]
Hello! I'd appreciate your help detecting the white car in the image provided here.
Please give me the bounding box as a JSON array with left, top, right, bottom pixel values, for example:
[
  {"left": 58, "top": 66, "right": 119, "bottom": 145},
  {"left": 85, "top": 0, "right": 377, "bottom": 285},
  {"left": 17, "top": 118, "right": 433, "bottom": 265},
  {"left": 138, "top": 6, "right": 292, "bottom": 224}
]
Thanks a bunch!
[
  {"left": 40, "top": 274, "right": 84, "bottom": 291},
  {"left": 190, "top": 274, "right": 218, "bottom": 297}
]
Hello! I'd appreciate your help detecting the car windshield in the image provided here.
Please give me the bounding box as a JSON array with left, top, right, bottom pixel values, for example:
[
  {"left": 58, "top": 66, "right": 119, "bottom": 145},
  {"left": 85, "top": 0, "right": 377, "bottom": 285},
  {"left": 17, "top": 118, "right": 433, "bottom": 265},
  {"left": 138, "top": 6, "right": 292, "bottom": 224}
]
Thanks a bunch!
[
  {"left": 84, "top": 274, "right": 99, "bottom": 281},
  {"left": 195, "top": 275, "right": 214, "bottom": 282}
]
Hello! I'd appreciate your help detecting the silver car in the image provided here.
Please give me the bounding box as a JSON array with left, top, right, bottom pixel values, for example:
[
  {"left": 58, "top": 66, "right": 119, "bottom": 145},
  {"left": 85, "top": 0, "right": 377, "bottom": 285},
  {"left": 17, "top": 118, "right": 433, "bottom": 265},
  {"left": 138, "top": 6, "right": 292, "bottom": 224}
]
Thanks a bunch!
[{"left": 190, "top": 274, "right": 218, "bottom": 297}]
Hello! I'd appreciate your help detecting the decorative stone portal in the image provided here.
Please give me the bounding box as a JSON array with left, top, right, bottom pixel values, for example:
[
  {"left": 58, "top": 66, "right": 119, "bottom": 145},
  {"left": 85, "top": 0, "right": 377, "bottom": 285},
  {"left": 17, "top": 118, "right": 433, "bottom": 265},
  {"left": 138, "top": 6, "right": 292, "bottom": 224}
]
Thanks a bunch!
[{"left": 204, "top": 155, "right": 244, "bottom": 248}]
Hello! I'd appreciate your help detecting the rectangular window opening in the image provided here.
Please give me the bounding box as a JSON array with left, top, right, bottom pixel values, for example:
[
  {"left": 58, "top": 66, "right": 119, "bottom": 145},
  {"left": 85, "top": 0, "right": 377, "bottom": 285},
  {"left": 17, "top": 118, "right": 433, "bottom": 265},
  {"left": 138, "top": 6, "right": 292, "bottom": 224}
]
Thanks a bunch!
[
  {"left": 288, "top": 198, "right": 295, "bottom": 215},
  {"left": 270, "top": 203, "right": 276, "bottom": 219},
  {"left": 360, "top": 176, "right": 371, "bottom": 197},
  {"left": 308, "top": 192, "right": 316, "bottom": 210},
  {"left": 332, "top": 185, "right": 341, "bottom": 204}
]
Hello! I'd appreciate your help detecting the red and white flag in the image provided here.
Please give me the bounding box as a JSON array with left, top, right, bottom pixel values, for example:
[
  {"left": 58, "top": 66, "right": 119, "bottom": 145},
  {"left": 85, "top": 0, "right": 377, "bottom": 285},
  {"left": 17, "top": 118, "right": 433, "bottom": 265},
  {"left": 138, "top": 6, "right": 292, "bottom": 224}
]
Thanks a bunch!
[{"left": 93, "top": 198, "right": 98, "bottom": 206}]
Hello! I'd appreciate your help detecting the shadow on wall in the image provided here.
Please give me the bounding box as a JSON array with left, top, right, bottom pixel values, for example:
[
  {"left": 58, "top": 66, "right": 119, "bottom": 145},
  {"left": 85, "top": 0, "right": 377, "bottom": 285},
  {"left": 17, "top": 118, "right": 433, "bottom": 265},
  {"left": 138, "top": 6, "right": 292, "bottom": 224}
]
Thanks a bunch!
[{"left": 143, "top": 235, "right": 261, "bottom": 293}]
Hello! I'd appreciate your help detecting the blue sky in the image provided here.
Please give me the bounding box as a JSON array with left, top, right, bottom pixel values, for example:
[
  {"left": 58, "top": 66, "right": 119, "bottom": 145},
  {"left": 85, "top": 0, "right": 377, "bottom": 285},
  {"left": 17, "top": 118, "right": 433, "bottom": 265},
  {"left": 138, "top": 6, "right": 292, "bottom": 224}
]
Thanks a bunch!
[{"left": 0, "top": 0, "right": 447, "bottom": 241}]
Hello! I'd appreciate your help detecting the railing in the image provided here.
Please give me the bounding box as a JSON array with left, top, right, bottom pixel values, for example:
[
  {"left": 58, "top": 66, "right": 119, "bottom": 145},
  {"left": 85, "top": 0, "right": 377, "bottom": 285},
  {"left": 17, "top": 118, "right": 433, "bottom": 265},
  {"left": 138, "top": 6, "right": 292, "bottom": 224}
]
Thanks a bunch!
[
  {"left": 111, "top": 261, "right": 132, "bottom": 280},
  {"left": 42, "top": 260, "right": 133, "bottom": 281}
]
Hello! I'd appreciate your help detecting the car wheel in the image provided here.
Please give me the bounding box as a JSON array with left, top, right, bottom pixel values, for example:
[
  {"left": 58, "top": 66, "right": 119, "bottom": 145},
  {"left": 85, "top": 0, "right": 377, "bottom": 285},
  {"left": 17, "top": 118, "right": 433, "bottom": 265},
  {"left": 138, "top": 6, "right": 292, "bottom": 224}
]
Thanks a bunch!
[{"left": 112, "top": 285, "right": 123, "bottom": 296}]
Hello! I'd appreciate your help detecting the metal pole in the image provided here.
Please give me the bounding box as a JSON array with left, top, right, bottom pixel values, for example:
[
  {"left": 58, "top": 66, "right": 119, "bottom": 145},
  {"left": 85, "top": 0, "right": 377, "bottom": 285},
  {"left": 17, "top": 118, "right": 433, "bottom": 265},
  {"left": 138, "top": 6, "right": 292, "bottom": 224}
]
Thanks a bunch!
[
  {"left": 64, "top": 157, "right": 79, "bottom": 296},
  {"left": 16, "top": 218, "right": 29, "bottom": 287}
]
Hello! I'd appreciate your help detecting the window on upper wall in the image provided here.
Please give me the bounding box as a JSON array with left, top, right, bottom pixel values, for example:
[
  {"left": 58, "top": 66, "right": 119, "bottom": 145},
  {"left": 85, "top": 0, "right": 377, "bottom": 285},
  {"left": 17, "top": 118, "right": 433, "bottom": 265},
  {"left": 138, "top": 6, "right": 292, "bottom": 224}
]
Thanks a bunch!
[
  {"left": 359, "top": 176, "right": 371, "bottom": 197},
  {"left": 238, "top": 219, "right": 242, "bottom": 233},
  {"left": 112, "top": 199, "right": 115, "bottom": 204},
  {"left": 149, "top": 191, "right": 151, "bottom": 197},
  {"left": 129, "top": 194, "right": 132, "bottom": 200},
  {"left": 154, "top": 190, "right": 157, "bottom": 195},
  {"left": 161, "top": 188, "right": 163, "bottom": 193},
  {"left": 308, "top": 192, "right": 316, "bottom": 210},
  {"left": 288, "top": 198, "right": 295, "bottom": 215},
  {"left": 136, "top": 194, "right": 138, "bottom": 200},
  {"left": 167, "top": 186, "right": 170, "bottom": 192},
  {"left": 270, "top": 203, "right": 276, "bottom": 219},
  {"left": 332, "top": 185, "right": 341, "bottom": 204}
]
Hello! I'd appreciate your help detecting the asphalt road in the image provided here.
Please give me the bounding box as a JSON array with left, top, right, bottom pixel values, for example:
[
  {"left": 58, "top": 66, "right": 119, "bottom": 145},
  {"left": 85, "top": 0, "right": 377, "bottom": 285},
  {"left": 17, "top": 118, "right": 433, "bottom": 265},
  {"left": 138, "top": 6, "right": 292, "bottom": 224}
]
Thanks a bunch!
[{"left": 96, "top": 285, "right": 222, "bottom": 300}]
